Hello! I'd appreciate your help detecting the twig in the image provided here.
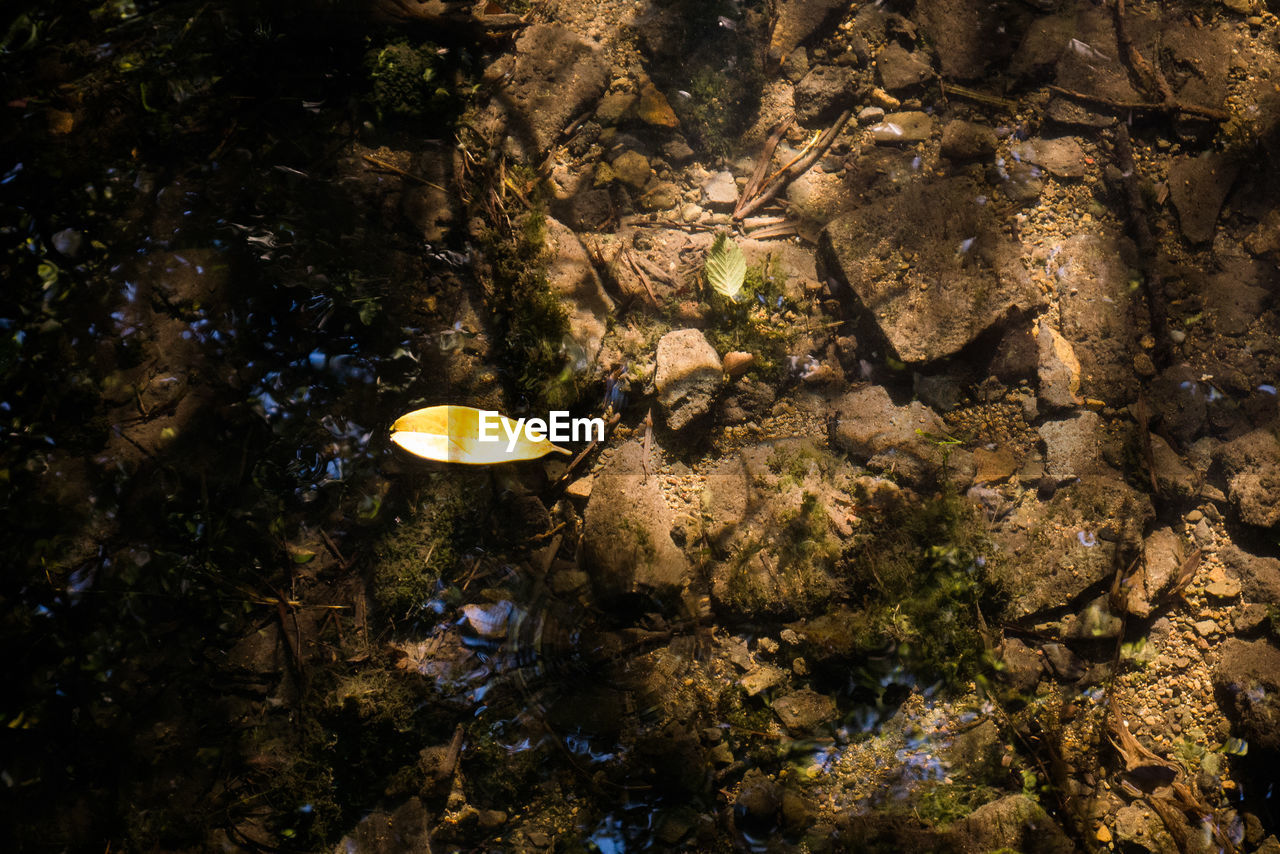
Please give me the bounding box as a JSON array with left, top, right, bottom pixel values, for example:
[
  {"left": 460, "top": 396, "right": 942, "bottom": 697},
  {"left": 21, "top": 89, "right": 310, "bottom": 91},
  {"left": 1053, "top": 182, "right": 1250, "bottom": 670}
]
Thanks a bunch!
[
  {"left": 361, "top": 154, "right": 449, "bottom": 192},
  {"left": 940, "top": 81, "right": 1018, "bottom": 111},
  {"left": 621, "top": 248, "right": 661, "bottom": 307},
  {"left": 734, "top": 110, "right": 852, "bottom": 221},
  {"left": 1047, "top": 85, "right": 1228, "bottom": 122},
  {"left": 1112, "top": 125, "right": 1174, "bottom": 368},
  {"left": 738, "top": 118, "right": 793, "bottom": 214},
  {"left": 1045, "top": 0, "right": 1229, "bottom": 123}
]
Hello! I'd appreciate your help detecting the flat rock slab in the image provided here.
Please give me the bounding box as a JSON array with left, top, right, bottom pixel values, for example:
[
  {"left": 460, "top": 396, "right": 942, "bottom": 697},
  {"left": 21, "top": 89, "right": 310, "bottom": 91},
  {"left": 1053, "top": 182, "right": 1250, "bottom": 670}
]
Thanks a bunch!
[
  {"left": 820, "top": 176, "right": 1041, "bottom": 364},
  {"left": 769, "top": 0, "right": 850, "bottom": 63},
  {"left": 702, "top": 171, "right": 739, "bottom": 208},
  {"left": 1011, "top": 137, "right": 1087, "bottom": 179},
  {"left": 1213, "top": 638, "right": 1280, "bottom": 752},
  {"left": 875, "top": 44, "right": 933, "bottom": 91},
  {"left": 1051, "top": 232, "right": 1139, "bottom": 403},
  {"left": 1218, "top": 429, "right": 1280, "bottom": 527},
  {"left": 1169, "top": 152, "right": 1240, "bottom": 244},
  {"left": 655, "top": 328, "right": 724, "bottom": 431},
  {"left": 772, "top": 689, "right": 837, "bottom": 733},
  {"left": 987, "top": 474, "right": 1154, "bottom": 620},
  {"left": 917, "top": 0, "right": 1018, "bottom": 80},
  {"left": 490, "top": 25, "right": 607, "bottom": 159},
  {"left": 868, "top": 111, "right": 933, "bottom": 143},
  {"left": 1038, "top": 411, "right": 1104, "bottom": 480},
  {"left": 831, "top": 385, "right": 973, "bottom": 487},
  {"left": 702, "top": 440, "right": 858, "bottom": 616},
  {"left": 545, "top": 217, "right": 615, "bottom": 363},
  {"left": 580, "top": 442, "right": 692, "bottom": 601},
  {"left": 941, "top": 120, "right": 997, "bottom": 161}
]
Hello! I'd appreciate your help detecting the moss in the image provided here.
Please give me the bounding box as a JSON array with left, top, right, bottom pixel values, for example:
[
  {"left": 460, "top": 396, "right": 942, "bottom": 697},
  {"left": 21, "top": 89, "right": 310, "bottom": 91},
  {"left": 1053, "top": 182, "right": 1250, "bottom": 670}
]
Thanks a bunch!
[
  {"left": 913, "top": 781, "right": 1003, "bottom": 826},
  {"left": 481, "top": 210, "right": 579, "bottom": 408},
  {"left": 721, "top": 489, "right": 844, "bottom": 617},
  {"left": 844, "top": 492, "right": 1000, "bottom": 688},
  {"left": 368, "top": 472, "right": 481, "bottom": 620},
  {"left": 365, "top": 41, "right": 450, "bottom": 122}
]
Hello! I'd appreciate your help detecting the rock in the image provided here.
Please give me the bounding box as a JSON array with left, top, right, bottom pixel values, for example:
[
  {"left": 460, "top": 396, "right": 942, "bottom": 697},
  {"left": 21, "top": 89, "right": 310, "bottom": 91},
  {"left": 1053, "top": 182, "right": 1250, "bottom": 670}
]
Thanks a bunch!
[
  {"left": 1038, "top": 411, "right": 1104, "bottom": 480},
  {"left": 988, "top": 474, "right": 1154, "bottom": 619},
  {"left": 1036, "top": 322, "right": 1084, "bottom": 410},
  {"left": 1042, "top": 642, "right": 1085, "bottom": 681},
  {"left": 1121, "top": 527, "right": 1186, "bottom": 618},
  {"left": 1205, "top": 566, "right": 1241, "bottom": 599},
  {"left": 1195, "top": 259, "right": 1273, "bottom": 337},
  {"left": 940, "top": 120, "right": 997, "bottom": 161},
  {"left": 997, "top": 638, "right": 1044, "bottom": 693},
  {"left": 1011, "top": 137, "right": 1088, "bottom": 179},
  {"left": 703, "top": 441, "right": 856, "bottom": 616},
  {"left": 1213, "top": 639, "right": 1280, "bottom": 753},
  {"left": 820, "top": 176, "right": 1041, "bottom": 364},
  {"left": 973, "top": 446, "right": 1019, "bottom": 484},
  {"left": 1149, "top": 434, "right": 1198, "bottom": 499},
  {"left": 913, "top": 373, "right": 962, "bottom": 412},
  {"left": 610, "top": 150, "right": 651, "bottom": 189},
  {"left": 830, "top": 385, "right": 959, "bottom": 486},
  {"left": 794, "top": 65, "right": 857, "bottom": 125},
  {"left": 1060, "top": 594, "right": 1124, "bottom": 640},
  {"left": 769, "top": 0, "right": 850, "bottom": 64},
  {"left": 785, "top": 170, "right": 845, "bottom": 223},
  {"left": 559, "top": 187, "right": 613, "bottom": 232},
  {"left": 947, "top": 795, "right": 1074, "bottom": 854},
  {"left": 772, "top": 689, "right": 837, "bottom": 733},
  {"left": 655, "top": 329, "right": 724, "bottom": 431},
  {"left": 1244, "top": 210, "right": 1280, "bottom": 259},
  {"left": 740, "top": 665, "right": 787, "bottom": 696},
  {"left": 663, "top": 138, "right": 695, "bottom": 164},
  {"left": 736, "top": 770, "right": 782, "bottom": 838},
  {"left": 702, "top": 171, "right": 739, "bottom": 208},
  {"left": 336, "top": 797, "right": 433, "bottom": 854},
  {"left": 1218, "top": 430, "right": 1280, "bottom": 527},
  {"left": 595, "top": 91, "right": 637, "bottom": 124},
  {"left": 1149, "top": 364, "right": 1208, "bottom": 446},
  {"left": 1052, "top": 233, "right": 1139, "bottom": 403},
  {"left": 868, "top": 111, "right": 933, "bottom": 143},
  {"left": 544, "top": 217, "right": 615, "bottom": 363},
  {"left": 918, "top": 0, "right": 1015, "bottom": 80},
  {"left": 490, "top": 25, "right": 607, "bottom": 159},
  {"left": 1168, "top": 152, "right": 1240, "bottom": 244},
  {"left": 857, "top": 105, "right": 885, "bottom": 125},
  {"left": 580, "top": 442, "right": 692, "bottom": 601},
  {"left": 640, "top": 181, "right": 681, "bottom": 211},
  {"left": 1220, "top": 545, "right": 1280, "bottom": 604},
  {"left": 875, "top": 44, "right": 933, "bottom": 92},
  {"left": 1114, "top": 802, "right": 1178, "bottom": 852}
]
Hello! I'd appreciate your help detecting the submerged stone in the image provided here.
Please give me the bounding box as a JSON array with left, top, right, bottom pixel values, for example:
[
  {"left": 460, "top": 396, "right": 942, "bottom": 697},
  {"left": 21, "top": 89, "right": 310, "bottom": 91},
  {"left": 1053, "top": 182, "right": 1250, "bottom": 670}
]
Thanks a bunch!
[
  {"left": 821, "top": 177, "right": 1041, "bottom": 365},
  {"left": 655, "top": 329, "right": 724, "bottom": 431},
  {"left": 580, "top": 442, "right": 692, "bottom": 601}
]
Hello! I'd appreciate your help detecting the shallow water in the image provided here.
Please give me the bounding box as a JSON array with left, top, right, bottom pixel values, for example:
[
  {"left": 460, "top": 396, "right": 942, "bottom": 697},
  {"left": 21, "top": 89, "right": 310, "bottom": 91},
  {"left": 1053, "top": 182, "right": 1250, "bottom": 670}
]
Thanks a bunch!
[{"left": 4, "top": 0, "right": 1280, "bottom": 851}]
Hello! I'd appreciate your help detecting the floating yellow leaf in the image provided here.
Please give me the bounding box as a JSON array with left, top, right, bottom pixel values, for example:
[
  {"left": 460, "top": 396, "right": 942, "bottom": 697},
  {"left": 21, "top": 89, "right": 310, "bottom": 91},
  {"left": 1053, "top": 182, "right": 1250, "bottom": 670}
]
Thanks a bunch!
[
  {"left": 637, "top": 83, "right": 679, "bottom": 128},
  {"left": 390, "top": 405, "right": 570, "bottom": 465}
]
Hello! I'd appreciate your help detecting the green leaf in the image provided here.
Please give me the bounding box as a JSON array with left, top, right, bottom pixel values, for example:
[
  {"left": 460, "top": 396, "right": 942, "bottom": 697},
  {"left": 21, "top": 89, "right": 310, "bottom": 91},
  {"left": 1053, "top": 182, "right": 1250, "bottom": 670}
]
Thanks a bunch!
[{"left": 705, "top": 232, "right": 746, "bottom": 303}]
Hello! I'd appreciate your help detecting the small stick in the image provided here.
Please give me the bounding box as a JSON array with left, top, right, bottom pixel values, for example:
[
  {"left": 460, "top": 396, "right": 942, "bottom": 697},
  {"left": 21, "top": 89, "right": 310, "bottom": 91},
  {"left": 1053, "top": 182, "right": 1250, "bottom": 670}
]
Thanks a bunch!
[
  {"left": 361, "top": 154, "right": 449, "bottom": 192},
  {"left": 1112, "top": 125, "right": 1174, "bottom": 368},
  {"left": 1047, "top": 85, "right": 1228, "bottom": 122},
  {"left": 738, "top": 118, "right": 794, "bottom": 214},
  {"left": 735, "top": 110, "right": 852, "bottom": 221}
]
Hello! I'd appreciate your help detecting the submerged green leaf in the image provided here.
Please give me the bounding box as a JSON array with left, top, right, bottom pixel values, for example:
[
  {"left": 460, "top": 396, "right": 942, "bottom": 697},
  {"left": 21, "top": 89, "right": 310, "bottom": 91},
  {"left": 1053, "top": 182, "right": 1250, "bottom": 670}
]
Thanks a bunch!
[{"left": 705, "top": 232, "right": 746, "bottom": 303}]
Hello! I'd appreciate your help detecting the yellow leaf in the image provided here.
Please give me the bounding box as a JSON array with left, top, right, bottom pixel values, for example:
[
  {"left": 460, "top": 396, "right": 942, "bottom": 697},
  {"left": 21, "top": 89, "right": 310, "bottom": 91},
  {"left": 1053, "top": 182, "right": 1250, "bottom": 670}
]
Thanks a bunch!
[{"left": 389, "top": 405, "right": 570, "bottom": 465}]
